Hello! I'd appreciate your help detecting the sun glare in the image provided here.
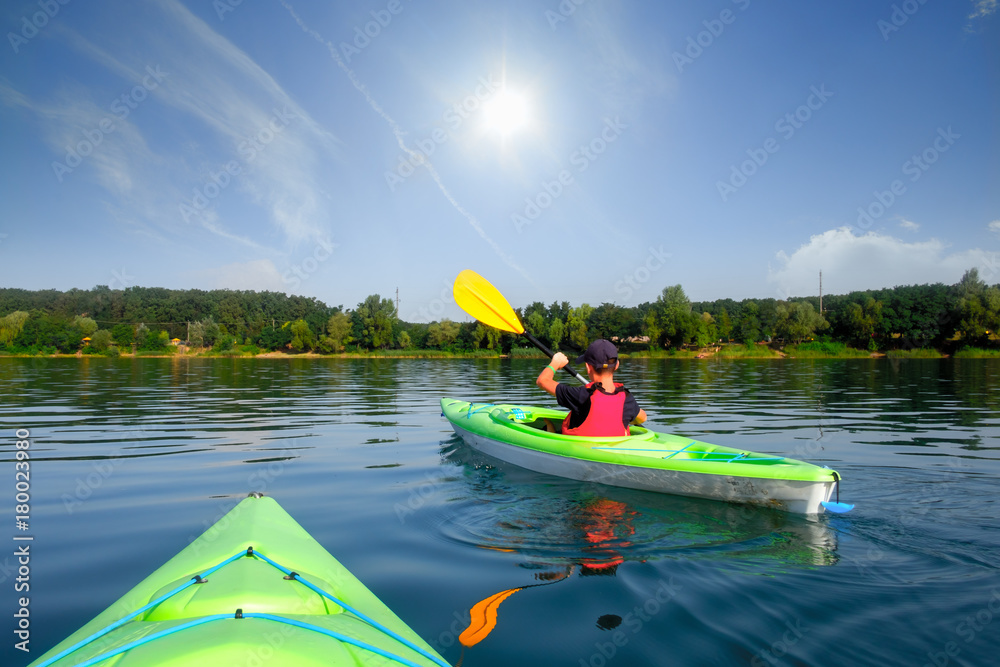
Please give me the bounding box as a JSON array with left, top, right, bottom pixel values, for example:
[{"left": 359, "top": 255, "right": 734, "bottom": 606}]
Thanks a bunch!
[{"left": 483, "top": 90, "right": 529, "bottom": 136}]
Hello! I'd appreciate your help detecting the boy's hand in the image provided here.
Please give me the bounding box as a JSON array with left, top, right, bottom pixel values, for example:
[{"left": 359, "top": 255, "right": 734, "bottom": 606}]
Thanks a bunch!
[{"left": 550, "top": 352, "right": 569, "bottom": 370}]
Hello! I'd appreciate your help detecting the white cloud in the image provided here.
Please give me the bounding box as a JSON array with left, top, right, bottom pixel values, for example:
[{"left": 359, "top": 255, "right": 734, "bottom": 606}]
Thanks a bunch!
[
  {"left": 187, "top": 259, "right": 288, "bottom": 292},
  {"left": 988, "top": 220, "right": 1000, "bottom": 235},
  {"left": 768, "top": 227, "right": 996, "bottom": 295},
  {"left": 897, "top": 217, "right": 920, "bottom": 233},
  {"left": 969, "top": 0, "right": 998, "bottom": 19}
]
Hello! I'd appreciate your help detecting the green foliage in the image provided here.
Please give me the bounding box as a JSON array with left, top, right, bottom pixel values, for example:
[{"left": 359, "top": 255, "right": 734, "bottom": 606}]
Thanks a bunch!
[
  {"left": 954, "top": 347, "right": 1000, "bottom": 358},
  {"left": 90, "top": 329, "right": 113, "bottom": 351},
  {"left": 73, "top": 316, "right": 98, "bottom": 337},
  {"left": 427, "top": 319, "right": 461, "bottom": 349},
  {"left": 886, "top": 348, "right": 945, "bottom": 359},
  {"left": 0, "top": 311, "right": 29, "bottom": 345},
  {"left": 355, "top": 294, "right": 396, "bottom": 349},
  {"left": 289, "top": 319, "right": 315, "bottom": 352},
  {"left": 783, "top": 342, "right": 870, "bottom": 358},
  {"left": 774, "top": 301, "right": 828, "bottom": 344}
]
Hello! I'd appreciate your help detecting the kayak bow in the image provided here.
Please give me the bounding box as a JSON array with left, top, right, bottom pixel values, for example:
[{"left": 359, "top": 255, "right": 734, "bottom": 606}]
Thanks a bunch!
[{"left": 29, "top": 494, "right": 450, "bottom": 667}]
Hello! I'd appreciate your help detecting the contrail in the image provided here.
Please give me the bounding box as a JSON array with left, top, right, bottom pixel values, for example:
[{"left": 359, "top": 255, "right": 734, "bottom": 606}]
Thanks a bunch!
[{"left": 279, "top": 0, "right": 531, "bottom": 282}]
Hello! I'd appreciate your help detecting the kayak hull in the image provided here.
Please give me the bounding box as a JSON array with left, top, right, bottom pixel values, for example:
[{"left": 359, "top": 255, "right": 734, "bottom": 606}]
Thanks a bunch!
[
  {"left": 29, "top": 495, "right": 448, "bottom": 667},
  {"left": 442, "top": 398, "right": 841, "bottom": 515}
]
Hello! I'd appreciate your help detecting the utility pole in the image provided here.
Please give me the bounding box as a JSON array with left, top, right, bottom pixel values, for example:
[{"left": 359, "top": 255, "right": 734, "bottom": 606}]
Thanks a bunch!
[
  {"left": 395, "top": 287, "right": 400, "bottom": 319},
  {"left": 819, "top": 270, "right": 823, "bottom": 314}
]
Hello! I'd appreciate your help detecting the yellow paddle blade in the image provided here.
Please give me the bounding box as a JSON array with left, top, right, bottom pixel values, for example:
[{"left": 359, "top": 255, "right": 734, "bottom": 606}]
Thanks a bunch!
[
  {"left": 453, "top": 270, "right": 525, "bottom": 334},
  {"left": 459, "top": 587, "right": 524, "bottom": 647}
]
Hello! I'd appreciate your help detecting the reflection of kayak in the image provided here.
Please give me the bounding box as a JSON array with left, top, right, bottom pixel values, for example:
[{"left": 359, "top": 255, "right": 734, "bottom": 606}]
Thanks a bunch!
[
  {"left": 29, "top": 494, "right": 449, "bottom": 667},
  {"left": 442, "top": 398, "right": 846, "bottom": 514}
]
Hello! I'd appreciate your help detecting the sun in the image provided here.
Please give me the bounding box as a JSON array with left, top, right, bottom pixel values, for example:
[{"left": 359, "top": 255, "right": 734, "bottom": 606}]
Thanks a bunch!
[{"left": 482, "top": 90, "right": 529, "bottom": 136}]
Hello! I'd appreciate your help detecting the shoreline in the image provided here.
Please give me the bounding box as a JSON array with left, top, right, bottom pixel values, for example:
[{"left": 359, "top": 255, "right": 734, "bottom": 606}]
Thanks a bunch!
[{"left": 1, "top": 346, "right": 991, "bottom": 360}]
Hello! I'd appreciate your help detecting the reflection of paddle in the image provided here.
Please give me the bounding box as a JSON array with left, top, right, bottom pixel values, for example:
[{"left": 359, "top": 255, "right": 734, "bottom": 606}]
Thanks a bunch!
[
  {"left": 458, "top": 568, "right": 574, "bottom": 649},
  {"left": 453, "top": 269, "right": 588, "bottom": 384}
]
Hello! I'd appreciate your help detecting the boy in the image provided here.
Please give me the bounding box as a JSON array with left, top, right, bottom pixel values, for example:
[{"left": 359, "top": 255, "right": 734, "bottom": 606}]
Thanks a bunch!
[{"left": 536, "top": 339, "right": 647, "bottom": 436}]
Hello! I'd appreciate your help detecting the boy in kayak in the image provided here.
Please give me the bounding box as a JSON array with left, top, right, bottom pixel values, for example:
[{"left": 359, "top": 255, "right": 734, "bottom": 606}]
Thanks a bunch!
[{"left": 536, "top": 339, "right": 647, "bottom": 436}]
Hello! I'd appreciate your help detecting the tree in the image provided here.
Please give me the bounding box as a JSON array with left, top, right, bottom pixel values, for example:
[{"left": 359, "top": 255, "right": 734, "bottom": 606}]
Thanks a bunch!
[
  {"left": 548, "top": 319, "right": 565, "bottom": 350},
  {"left": 955, "top": 268, "right": 1000, "bottom": 347},
  {"left": 775, "top": 301, "right": 828, "bottom": 345},
  {"left": 73, "top": 316, "right": 98, "bottom": 337},
  {"left": 320, "top": 311, "right": 352, "bottom": 353},
  {"left": 289, "top": 319, "right": 315, "bottom": 352},
  {"left": 734, "top": 301, "right": 761, "bottom": 345},
  {"left": 397, "top": 330, "right": 412, "bottom": 350},
  {"left": 842, "top": 297, "right": 882, "bottom": 349},
  {"left": 90, "top": 329, "right": 113, "bottom": 351},
  {"left": 566, "top": 304, "right": 593, "bottom": 349},
  {"left": 427, "top": 319, "right": 460, "bottom": 348},
  {"left": 716, "top": 307, "right": 732, "bottom": 342},
  {"left": 355, "top": 294, "right": 395, "bottom": 350},
  {"left": 693, "top": 312, "right": 717, "bottom": 347},
  {"left": 111, "top": 323, "right": 134, "bottom": 347},
  {"left": 0, "top": 311, "right": 29, "bottom": 345},
  {"left": 654, "top": 285, "right": 695, "bottom": 348}
]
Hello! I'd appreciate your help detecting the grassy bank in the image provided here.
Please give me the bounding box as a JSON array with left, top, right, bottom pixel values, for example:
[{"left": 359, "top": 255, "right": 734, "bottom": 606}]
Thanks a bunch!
[
  {"left": 953, "top": 347, "right": 1000, "bottom": 358},
  {"left": 782, "top": 342, "right": 872, "bottom": 358}
]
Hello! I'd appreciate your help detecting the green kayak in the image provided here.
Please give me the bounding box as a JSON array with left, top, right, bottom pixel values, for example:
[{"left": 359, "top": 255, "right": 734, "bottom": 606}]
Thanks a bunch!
[
  {"left": 29, "top": 494, "right": 450, "bottom": 667},
  {"left": 442, "top": 398, "right": 851, "bottom": 514}
]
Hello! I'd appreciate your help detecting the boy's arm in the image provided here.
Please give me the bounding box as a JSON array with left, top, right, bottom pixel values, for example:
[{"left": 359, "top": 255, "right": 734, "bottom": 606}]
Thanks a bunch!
[
  {"left": 536, "top": 352, "right": 569, "bottom": 396},
  {"left": 632, "top": 409, "right": 648, "bottom": 425}
]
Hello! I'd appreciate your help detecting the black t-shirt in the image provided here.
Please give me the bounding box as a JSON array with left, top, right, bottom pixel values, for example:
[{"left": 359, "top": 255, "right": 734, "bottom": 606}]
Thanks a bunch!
[{"left": 555, "top": 383, "right": 641, "bottom": 431}]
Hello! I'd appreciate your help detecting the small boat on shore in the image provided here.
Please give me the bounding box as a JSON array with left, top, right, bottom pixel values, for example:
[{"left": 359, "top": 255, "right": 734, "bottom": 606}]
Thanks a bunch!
[{"left": 441, "top": 398, "right": 851, "bottom": 515}]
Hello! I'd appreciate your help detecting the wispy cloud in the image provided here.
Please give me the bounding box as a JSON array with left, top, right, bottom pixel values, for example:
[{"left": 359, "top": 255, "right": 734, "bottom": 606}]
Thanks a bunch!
[
  {"left": 988, "top": 220, "right": 1000, "bottom": 235},
  {"left": 278, "top": 0, "right": 531, "bottom": 283},
  {"left": 6, "top": 0, "right": 341, "bottom": 253},
  {"left": 897, "top": 217, "right": 920, "bottom": 233},
  {"left": 969, "top": 0, "right": 998, "bottom": 19}
]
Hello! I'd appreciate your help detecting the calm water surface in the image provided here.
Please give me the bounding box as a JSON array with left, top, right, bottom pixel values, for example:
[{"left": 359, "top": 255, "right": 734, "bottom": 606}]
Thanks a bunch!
[{"left": 2, "top": 357, "right": 999, "bottom": 666}]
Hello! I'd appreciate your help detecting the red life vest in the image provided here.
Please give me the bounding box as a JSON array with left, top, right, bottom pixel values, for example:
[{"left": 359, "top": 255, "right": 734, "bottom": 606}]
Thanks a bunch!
[{"left": 562, "top": 383, "right": 630, "bottom": 437}]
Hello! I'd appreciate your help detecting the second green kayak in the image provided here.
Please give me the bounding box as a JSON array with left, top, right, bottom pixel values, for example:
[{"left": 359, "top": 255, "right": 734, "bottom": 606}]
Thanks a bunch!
[
  {"left": 442, "top": 398, "right": 850, "bottom": 514},
  {"left": 29, "top": 494, "right": 449, "bottom": 667}
]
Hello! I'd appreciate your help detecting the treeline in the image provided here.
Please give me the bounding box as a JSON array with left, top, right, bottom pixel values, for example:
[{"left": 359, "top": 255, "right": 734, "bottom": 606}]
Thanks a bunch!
[{"left": 0, "top": 269, "right": 997, "bottom": 356}]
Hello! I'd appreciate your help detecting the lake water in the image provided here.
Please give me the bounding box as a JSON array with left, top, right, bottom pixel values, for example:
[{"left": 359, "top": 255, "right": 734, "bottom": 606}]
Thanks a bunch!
[{"left": 2, "top": 357, "right": 999, "bottom": 667}]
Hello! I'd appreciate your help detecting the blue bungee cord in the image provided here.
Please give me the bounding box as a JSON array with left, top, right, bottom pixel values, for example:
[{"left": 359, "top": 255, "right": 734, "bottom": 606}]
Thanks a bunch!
[{"left": 33, "top": 546, "right": 450, "bottom": 667}]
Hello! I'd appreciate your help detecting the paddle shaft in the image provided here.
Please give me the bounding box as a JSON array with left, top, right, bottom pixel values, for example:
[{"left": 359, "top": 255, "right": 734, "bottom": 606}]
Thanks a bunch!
[{"left": 523, "top": 331, "right": 589, "bottom": 384}]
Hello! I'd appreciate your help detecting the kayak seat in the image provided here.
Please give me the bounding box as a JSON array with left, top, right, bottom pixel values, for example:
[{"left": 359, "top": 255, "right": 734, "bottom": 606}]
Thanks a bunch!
[{"left": 143, "top": 557, "right": 344, "bottom": 621}]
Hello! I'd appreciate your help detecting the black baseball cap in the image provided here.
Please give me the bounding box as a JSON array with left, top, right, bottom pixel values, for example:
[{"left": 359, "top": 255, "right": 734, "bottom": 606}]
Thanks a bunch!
[{"left": 575, "top": 339, "right": 619, "bottom": 369}]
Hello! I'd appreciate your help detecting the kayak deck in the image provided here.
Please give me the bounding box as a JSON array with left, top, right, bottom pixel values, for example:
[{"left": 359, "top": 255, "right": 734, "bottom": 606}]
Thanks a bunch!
[
  {"left": 29, "top": 495, "right": 449, "bottom": 667},
  {"left": 442, "top": 398, "right": 844, "bottom": 513}
]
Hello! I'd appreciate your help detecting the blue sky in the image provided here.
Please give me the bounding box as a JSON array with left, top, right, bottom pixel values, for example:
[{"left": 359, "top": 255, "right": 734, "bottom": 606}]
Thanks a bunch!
[{"left": 1, "top": 0, "right": 997, "bottom": 322}]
